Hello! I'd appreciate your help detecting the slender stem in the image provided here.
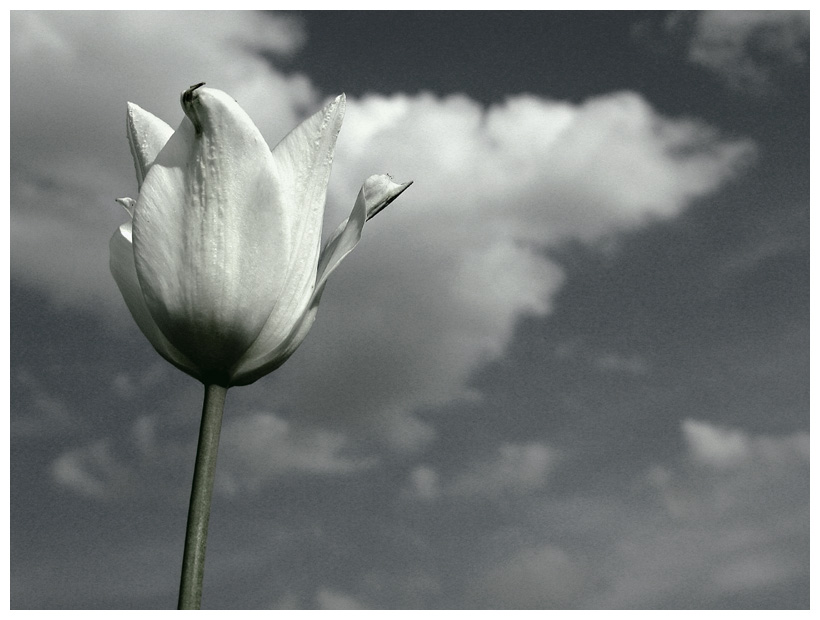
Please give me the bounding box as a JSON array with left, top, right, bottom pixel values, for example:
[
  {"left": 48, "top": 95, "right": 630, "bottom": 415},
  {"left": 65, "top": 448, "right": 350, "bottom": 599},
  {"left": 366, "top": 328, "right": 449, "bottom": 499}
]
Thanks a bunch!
[{"left": 178, "top": 383, "right": 228, "bottom": 610}]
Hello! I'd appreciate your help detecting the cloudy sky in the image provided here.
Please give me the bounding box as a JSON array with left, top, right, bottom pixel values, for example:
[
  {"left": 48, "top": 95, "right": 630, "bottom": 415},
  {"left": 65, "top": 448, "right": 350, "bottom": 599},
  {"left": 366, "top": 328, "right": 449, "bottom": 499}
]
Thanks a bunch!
[{"left": 10, "top": 10, "right": 810, "bottom": 610}]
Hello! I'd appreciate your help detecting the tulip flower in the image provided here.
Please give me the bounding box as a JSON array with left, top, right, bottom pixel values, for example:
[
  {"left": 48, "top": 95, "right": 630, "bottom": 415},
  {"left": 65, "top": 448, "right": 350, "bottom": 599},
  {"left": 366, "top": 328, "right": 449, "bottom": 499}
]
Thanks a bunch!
[
  {"left": 109, "top": 83, "right": 411, "bottom": 609},
  {"left": 111, "top": 82, "right": 411, "bottom": 388}
]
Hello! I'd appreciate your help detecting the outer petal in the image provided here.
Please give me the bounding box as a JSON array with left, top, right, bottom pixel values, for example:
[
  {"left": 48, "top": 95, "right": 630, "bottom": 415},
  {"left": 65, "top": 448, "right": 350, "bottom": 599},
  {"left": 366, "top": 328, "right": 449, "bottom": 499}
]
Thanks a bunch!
[
  {"left": 230, "top": 174, "right": 412, "bottom": 386},
  {"left": 246, "top": 94, "right": 346, "bottom": 357},
  {"left": 132, "top": 86, "right": 292, "bottom": 382},
  {"left": 127, "top": 102, "right": 174, "bottom": 187},
  {"left": 109, "top": 221, "right": 203, "bottom": 381}
]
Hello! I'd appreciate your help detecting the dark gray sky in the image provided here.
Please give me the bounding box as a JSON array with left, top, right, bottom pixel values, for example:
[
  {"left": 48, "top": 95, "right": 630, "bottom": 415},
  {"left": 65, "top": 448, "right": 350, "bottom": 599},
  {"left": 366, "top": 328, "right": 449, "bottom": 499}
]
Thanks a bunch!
[{"left": 10, "top": 10, "right": 809, "bottom": 609}]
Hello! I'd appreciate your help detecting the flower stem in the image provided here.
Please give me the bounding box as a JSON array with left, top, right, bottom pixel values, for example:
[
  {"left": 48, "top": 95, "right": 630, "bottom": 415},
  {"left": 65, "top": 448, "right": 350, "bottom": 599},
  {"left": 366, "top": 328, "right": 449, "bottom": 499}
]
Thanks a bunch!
[{"left": 178, "top": 383, "right": 228, "bottom": 610}]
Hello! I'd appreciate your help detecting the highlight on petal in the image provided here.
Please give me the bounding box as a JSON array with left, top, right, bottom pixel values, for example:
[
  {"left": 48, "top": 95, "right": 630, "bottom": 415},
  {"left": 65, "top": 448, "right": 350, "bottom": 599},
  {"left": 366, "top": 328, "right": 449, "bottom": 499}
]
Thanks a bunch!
[
  {"left": 230, "top": 174, "right": 412, "bottom": 386},
  {"left": 109, "top": 222, "right": 202, "bottom": 381},
  {"left": 126, "top": 103, "right": 174, "bottom": 187}
]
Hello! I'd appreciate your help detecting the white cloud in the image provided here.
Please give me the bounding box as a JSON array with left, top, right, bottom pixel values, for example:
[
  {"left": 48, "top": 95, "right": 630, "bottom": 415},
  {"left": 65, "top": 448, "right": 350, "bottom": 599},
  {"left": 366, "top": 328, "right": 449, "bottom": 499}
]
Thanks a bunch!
[
  {"left": 280, "top": 90, "right": 753, "bottom": 448},
  {"left": 592, "top": 420, "right": 809, "bottom": 606},
  {"left": 217, "top": 413, "right": 374, "bottom": 494},
  {"left": 315, "top": 588, "right": 364, "bottom": 610},
  {"left": 10, "top": 11, "right": 316, "bottom": 310},
  {"left": 682, "top": 418, "right": 752, "bottom": 468},
  {"left": 449, "top": 442, "right": 557, "bottom": 498},
  {"left": 49, "top": 414, "right": 194, "bottom": 501},
  {"left": 441, "top": 420, "right": 808, "bottom": 608},
  {"left": 656, "top": 420, "right": 809, "bottom": 525},
  {"left": 405, "top": 442, "right": 558, "bottom": 502},
  {"left": 405, "top": 465, "right": 440, "bottom": 501},
  {"left": 12, "top": 11, "right": 755, "bottom": 453},
  {"left": 555, "top": 341, "right": 649, "bottom": 375},
  {"left": 468, "top": 544, "right": 586, "bottom": 609},
  {"left": 682, "top": 418, "right": 809, "bottom": 470},
  {"left": 688, "top": 10, "right": 809, "bottom": 92},
  {"left": 11, "top": 367, "right": 77, "bottom": 438},
  {"left": 51, "top": 410, "right": 369, "bottom": 500},
  {"left": 51, "top": 439, "right": 127, "bottom": 499}
]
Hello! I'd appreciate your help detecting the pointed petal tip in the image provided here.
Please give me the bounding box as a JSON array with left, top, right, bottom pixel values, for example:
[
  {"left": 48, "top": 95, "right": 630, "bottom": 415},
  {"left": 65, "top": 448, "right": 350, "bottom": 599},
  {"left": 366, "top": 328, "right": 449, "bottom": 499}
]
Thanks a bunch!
[
  {"left": 126, "top": 101, "right": 147, "bottom": 118},
  {"left": 330, "top": 93, "right": 346, "bottom": 117},
  {"left": 320, "top": 94, "right": 345, "bottom": 122},
  {"left": 126, "top": 102, "right": 140, "bottom": 123}
]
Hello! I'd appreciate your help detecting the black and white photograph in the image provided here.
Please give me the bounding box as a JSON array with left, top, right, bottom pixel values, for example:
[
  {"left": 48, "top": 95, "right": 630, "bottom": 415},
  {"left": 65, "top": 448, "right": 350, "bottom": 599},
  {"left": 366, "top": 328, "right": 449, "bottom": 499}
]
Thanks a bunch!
[{"left": 9, "top": 10, "right": 811, "bottom": 610}]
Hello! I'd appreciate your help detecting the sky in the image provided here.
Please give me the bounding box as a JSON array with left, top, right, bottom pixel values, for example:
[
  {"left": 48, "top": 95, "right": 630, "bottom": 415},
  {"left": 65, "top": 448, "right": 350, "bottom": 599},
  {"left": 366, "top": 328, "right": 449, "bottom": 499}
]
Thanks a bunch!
[{"left": 9, "top": 10, "right": 810, "bottom": 610}]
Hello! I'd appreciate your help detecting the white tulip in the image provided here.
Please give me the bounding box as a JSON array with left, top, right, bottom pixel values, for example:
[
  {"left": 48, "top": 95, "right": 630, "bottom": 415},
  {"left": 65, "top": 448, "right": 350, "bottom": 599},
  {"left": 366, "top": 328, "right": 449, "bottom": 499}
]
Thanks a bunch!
[{"left": 110, "top": 83, "right": 411, "bottom": 386}]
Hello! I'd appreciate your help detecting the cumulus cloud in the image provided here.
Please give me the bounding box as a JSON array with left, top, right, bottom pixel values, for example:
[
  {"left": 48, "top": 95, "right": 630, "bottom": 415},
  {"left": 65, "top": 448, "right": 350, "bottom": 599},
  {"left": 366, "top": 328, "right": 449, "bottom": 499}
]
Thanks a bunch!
[
  {"left": 278, "top": 90, "right": 753, "bottom": 447},
  {"left": 687, "top": 10, "right": 809, "bottom": 92},
  {"left": 12, "top": 11, "right": 755, "bottom": 453}
]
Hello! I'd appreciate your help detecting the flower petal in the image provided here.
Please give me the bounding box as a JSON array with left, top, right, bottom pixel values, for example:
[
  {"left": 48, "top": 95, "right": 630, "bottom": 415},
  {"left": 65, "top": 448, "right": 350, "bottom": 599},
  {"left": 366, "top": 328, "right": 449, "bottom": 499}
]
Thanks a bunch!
[
  {"left": 247, "top": 94, "right": 346, "bottom": 354},
  {"left": 127, "top": 102, "right": 174, "bottom": 187},
  {"left": 230, "top": 174, "right": 412, "bottom": 386},
  {"left": 132, "top": 85, "right": 293, "bottom": 382},
  {"left": 109, "top": 221, "right": 202, "bottom": 381},
  {"left": 316, "top": 175, "right": 412, "bottom": 290}
]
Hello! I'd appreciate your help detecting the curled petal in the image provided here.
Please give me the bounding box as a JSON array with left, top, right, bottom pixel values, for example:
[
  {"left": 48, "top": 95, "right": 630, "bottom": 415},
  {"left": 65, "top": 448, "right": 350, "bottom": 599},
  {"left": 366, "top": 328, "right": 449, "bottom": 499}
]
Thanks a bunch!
[
  {"left": 115, "top": 197, "right": 136, "bottom": 217},
  {"left": 230, "top": 174, "right": 412, "bottom": 386},
  {"left": 109, "top": 222, "right": 202, "bottom": 381},
  {"left": 317, "top": 175, "right": 412, "bottom": 289}
]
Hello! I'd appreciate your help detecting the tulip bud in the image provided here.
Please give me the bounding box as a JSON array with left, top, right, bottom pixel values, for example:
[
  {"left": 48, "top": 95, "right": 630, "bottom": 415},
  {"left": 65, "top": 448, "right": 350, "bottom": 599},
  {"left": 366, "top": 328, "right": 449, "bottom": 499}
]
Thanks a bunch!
[{"left": 111, "top": 84, "right": 411, "bottom": 386}]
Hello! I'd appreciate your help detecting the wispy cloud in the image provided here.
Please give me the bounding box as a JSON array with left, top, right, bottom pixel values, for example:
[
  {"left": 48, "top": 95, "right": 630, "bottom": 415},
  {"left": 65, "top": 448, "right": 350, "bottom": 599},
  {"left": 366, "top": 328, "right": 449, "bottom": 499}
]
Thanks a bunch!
[
  {"left": 51, "top": 439, "right": 126, "bottom": 499},
  {"left": 315, "top": 588, "right": 364, "bottom": 610},
  {"left": 598, "top": 420, "right": 809, "bottom": 606},
  {"left": 686, "top": 11, "right": 809, "bottom": 93},
  {"left": 447, "top": 420, "right": 809, "bottom": 609},
  {"left": 682, "top": 418, "right": 809, "bottom": 469},
  {"left": 50, "top": 410, "right": 372, "bottom": 501},
  {"left": 404, "top": 442, "right": 558, "bottom": 502},
  {"left": 218, "top": 413, "right": 375, "bottom": 494},
  {"left": 467, "top": 544, "right": 585, "bottom": 609}
]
